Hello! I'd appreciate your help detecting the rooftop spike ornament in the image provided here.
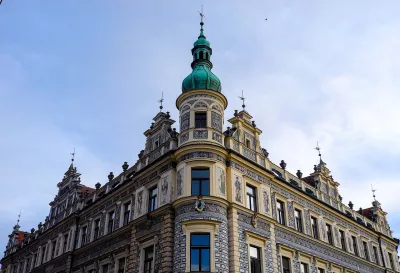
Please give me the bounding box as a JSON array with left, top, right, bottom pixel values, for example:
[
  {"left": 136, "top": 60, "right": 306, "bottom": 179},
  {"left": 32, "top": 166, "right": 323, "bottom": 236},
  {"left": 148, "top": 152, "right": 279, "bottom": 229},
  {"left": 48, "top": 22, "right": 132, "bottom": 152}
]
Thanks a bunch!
[
  {"left": 70, "top": 148, "right": 76, "bottom": 164},
  {"left": 315, "top": 142, "right": 322, "bottom": 163},
  {"left": 158, "top": 91, "right": 164, "bottom": 112},
  {"left": 371, "top": 184, "right": 377, "bottom": 202},
  {"left": 198, "top": 5, "right": 205, "bottom": 36},
  {"left": 239, "top": 90, "right": 246, "bottom": 110}
]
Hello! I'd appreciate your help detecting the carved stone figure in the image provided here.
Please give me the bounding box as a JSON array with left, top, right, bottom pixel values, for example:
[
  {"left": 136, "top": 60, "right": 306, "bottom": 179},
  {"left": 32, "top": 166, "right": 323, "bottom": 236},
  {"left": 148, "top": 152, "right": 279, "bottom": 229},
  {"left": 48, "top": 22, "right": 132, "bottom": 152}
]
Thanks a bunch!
[
  {"left": 263, "top": 189, "right": 270, "bottom": 213},
  {"left": 218, "top": 167, "right": 226, "bottom": 196},
  {"left": 177, "top": 168, "right": 184, "bottom": 197},
  {"left": 234, "top": 175, "right": 242, "bottom": 203},
  {"left": 161, "top": 176, "right": 169, "bottom": 204},
  {"left": 137, "top": 191, "right": 143, "bottom": 215}
]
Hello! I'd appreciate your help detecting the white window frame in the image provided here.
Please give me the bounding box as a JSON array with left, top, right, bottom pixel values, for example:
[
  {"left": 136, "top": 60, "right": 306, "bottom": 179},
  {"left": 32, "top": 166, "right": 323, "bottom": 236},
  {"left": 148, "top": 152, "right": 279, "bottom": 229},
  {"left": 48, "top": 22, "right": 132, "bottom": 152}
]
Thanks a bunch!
[
  {"left": 139, "top": 238, "right": 156, "bottom": 273},
  {"left": 105, "top": 209, "right": 116, "bottom": 235},
  {"left": 91, "top": 217, "right": 101, "bottom": 241},
  {"left": 119, "top": 200, "right": 132, "bottom": 227},
  {"left": 78, "top": 225, "right": 88, "bottom": 248},
  {"left": 246, "top": 232, "right": 266, "bottom": 273},
  {"left": 114, "top": 254, "right": 127, "bottom": 273},
  {"left": 182, "top": 220, "right": 218, "bottom": 273}
]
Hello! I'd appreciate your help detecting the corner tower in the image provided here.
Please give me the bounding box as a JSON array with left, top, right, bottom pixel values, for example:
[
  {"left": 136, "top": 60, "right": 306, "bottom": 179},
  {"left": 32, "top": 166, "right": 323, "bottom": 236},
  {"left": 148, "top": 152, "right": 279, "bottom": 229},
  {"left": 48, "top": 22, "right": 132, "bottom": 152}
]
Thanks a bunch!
[{"left": 176, "top": 18, "right": 227, "bottom": 148}]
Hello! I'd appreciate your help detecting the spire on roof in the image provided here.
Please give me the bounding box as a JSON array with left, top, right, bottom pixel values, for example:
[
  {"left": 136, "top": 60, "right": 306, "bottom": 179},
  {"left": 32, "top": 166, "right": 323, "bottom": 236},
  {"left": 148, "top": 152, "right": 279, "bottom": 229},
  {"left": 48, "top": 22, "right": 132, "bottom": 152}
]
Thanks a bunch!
[
  {"left": 315, "top": 142, "right": 324, "bottom": 164},
  {"left": 198, "top": 5, "right": 205, "bottom": 38}
]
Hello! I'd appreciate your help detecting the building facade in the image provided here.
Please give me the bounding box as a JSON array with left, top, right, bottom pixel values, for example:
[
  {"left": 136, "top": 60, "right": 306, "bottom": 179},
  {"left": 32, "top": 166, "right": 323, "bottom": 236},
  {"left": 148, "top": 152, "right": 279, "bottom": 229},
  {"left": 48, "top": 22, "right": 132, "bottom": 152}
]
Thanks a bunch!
[{"left": 1, "top": 18, "right": 399, "bottom": 273}]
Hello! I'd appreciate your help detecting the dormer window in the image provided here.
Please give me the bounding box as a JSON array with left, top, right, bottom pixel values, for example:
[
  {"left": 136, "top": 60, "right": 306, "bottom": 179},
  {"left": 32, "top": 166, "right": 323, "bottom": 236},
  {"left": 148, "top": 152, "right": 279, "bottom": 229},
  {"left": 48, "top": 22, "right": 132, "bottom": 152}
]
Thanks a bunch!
[
  {"left": 195, "top": 112, "right": 207, "bottom": 128},
  {"left": 154, "top": 140, "right": 159, "bottom": 149},
  {"left": 246, "top": 139, "right": 251, "bottom": 148}
]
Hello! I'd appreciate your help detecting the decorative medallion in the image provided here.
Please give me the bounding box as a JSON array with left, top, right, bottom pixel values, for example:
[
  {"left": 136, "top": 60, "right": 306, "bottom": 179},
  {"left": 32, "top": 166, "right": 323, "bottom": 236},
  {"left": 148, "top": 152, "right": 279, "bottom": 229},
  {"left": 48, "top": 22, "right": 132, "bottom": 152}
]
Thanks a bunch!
[{"left": 195, "top": 198, "right": 206, "bottom": 212}]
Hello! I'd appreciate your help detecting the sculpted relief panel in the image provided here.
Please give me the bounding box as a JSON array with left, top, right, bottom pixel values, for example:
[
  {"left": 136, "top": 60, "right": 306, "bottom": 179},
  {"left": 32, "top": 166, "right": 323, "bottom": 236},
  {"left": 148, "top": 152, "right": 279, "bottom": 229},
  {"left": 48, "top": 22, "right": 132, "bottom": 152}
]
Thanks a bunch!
[{"left": 233, "top": 174, "right": 243, "bottom": 204}]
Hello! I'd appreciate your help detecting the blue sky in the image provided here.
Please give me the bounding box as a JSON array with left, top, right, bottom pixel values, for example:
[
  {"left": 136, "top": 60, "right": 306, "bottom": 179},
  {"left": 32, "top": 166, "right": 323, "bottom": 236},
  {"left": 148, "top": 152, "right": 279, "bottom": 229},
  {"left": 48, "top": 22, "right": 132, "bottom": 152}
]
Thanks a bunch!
[{"left": 1, "top": 1, "right": 399, "bottom": 250}]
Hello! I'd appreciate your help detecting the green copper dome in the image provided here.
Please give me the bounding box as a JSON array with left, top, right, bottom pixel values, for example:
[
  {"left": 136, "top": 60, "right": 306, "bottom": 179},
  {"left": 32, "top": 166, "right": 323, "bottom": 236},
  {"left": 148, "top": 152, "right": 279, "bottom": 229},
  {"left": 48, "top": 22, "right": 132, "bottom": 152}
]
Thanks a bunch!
[{"left": 182, "top": 22, "right": 221, "bottom": 93}]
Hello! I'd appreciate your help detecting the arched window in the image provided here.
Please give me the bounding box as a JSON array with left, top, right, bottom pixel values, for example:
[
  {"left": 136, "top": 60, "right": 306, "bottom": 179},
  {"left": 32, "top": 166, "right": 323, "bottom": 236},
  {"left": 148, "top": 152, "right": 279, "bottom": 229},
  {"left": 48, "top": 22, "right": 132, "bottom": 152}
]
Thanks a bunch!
[{"left": 199, "top": 51, "right": 204, "bottom": 59}]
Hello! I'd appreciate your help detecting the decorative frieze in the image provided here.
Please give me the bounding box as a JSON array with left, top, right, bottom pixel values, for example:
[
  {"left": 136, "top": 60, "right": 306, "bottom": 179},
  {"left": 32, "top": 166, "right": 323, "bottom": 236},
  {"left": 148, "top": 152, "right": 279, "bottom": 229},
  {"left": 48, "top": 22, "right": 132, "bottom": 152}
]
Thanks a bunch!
[
  {"left": 180, "top": 112, "right": 190, "bottom": 132},
  {"left": 211, "top": 111, "right": 222, "bottom": 132},
  {"left": 275, "top": 227, "right": 384, "bottom": 273},
  {"left": 180, "top": 132, "right": 189, "bottom": 144},
  {"left": 193, "top": 130, "right": 208, "bottom": 139},
  {"left": 212, "top": 132, "right": 222, "bottom": 143},
  {"left": 177, "top": 152, "right": 225, "bottom": 164}
]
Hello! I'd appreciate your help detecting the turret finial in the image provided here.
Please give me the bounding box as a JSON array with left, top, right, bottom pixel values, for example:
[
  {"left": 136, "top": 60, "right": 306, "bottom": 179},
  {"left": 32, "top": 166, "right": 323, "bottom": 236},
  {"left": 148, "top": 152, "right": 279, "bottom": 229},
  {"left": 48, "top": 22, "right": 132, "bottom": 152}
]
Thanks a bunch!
[
  {"left": 198, "top": 5, "right": 205, "bottom": 37},
  {"left": 371, "top": 184, "right": 377, "bottom": 202},
  {"left": 315, "top": 142, "right": 322, "bottom": 163},
  {"left": 70, "top": 148, "right": 76, "bottom": 164},
  {"left": 158, "top": 91, "right": 164, "bottom": 112},
  {"left": 16, "top": 210, "right": 21, "bottom": 226},
  {"left": 239, "top": 90, "right": 246, "bottom": 110}
]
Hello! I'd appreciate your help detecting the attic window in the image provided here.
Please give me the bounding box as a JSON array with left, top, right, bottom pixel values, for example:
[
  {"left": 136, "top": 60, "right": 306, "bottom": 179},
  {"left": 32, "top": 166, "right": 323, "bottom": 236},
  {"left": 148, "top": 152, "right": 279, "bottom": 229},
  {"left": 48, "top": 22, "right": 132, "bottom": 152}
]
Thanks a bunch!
[
  {"left": 154, "top": 140, "right": 159, "bottom": 149},
  {"left": 246, "top": 139, "right": 251, "bottom": 148}
]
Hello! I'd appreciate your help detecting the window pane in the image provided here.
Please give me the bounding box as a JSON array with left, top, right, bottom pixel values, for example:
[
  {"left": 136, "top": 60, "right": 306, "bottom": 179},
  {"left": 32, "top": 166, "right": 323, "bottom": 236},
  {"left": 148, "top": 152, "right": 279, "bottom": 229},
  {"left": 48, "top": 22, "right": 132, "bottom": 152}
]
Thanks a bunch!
[
  {"left": 201, "top": 249, "right": 210, "bottom": 271},
  {"left": 145, "top": 246, "right": 154, "bottom": 259},
  {"left": 192, "top": 169, "right": 209, "bottom": 178},
  {"left": 201, "top": 180, "right": 210, "bottom": 196},
  {"left": 192, "top": 180, "right": 200, "bottom": 195},
  {"left": 191, "top": 234, "right": 210, "bottom": 246},
  {"left": 246, "top": 186, "right": 255, "bottom": 194},
  {"left": 190, "top": 249, "right": 200, "bottom": 271},
  {"left": 249, "top": 246, "right": 259, "bottom": 258}
]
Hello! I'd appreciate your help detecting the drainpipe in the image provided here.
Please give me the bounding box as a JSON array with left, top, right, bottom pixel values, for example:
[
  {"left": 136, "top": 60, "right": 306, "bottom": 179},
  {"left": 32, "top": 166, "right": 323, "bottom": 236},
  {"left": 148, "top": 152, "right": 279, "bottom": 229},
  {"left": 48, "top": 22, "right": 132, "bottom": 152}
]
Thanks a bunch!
[{"left": 378, "top": 236, "right": 388, "bottom": 273}]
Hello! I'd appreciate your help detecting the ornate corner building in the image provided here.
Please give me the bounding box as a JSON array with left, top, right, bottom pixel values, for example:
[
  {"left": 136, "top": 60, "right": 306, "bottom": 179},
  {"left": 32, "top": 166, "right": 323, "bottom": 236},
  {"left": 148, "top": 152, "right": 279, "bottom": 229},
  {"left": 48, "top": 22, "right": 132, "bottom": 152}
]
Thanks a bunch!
[{"left": 1, "top": 18, "right": 399, "bottom": 273}]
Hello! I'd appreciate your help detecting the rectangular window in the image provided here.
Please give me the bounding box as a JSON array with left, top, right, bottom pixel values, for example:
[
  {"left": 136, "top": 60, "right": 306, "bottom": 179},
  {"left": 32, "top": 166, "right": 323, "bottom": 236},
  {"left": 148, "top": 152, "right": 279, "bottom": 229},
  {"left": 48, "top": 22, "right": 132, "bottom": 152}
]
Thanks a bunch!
[
  {"left": 318, "top": 269, "right": 325, "bottom": 273},
  {"left": 143, "top": 246, "right": 154, "bottom": 273},
  {"left": 326, "top": 224, "right": 333, "bottom": 245},
  {"left": 63, "top": 233, "right": 69, "bottom": 253},
  {"left": 32, "top": 253, "right": 37, "bottom": 268},
  {"left": 363, "top": 241, "right": 369, "bottom": 261},
  {"left": 294, "top": 209, "right": 303, "bottom": 233},
  {"left": 191, "top": 168, "right": 210, "bottom": 196},
  {"left": 277, "top": 200, "right": 286, "bottom": 225},
  {"left": 249, "top": 245, "right": 261, "bottom": 273},
  {"left": 148, "top": 187, "right": 158, "bottom": 212},
  {"left": 108, "top": 211, "right": 115, "bottom": 233},
  {"left": 26, "top": 257, "right": 31, "bottom": 273},
  {"left": 282, "top": 256, "right": 291, "bottom": 273},
  {"left": 102, "top": 264, "right": 109, "bottom": 273},
  {"left": 246, "top": 185, "right": 257, "bottom": 212},
  {"left": 93, "top": 219, "right": 100, "bottom": 240},
  {"left": 311, "top": 216, "right": 319, "bottom": 239},
  {"left": 300, "top": 263, "right": 309, "bottom": 273},
  {"left": 123, "top": 202, "right": 131, "bottom": 225},
  {"left": 373, "top": 246, "right": 379, "bottom": 264},
  {"left": 117, "top": 258, "right": 126, "bottom": 273},
  {"left": 40, "top": 246, "right": 46, "bottom": 264},
  {"left": 81, "top": 226, "right": 87, "bottom": 246},
  {"left": 190, "top": 233, "right": 210, "bottom": 272},
  {"left": 51, "top": 240, "right": 57, "bottom": 258},
  {"left": 339, "top": 230, "right": 346, "bottom": 251},
  {"left": 195, "top": 112, "right": 207, "bottom": 128},
  {"left": 388, "top": 252, "right": 394, "bottom": 269},
  {"left": 352, "top": 236, "right": 359, "bottom": 256}
]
